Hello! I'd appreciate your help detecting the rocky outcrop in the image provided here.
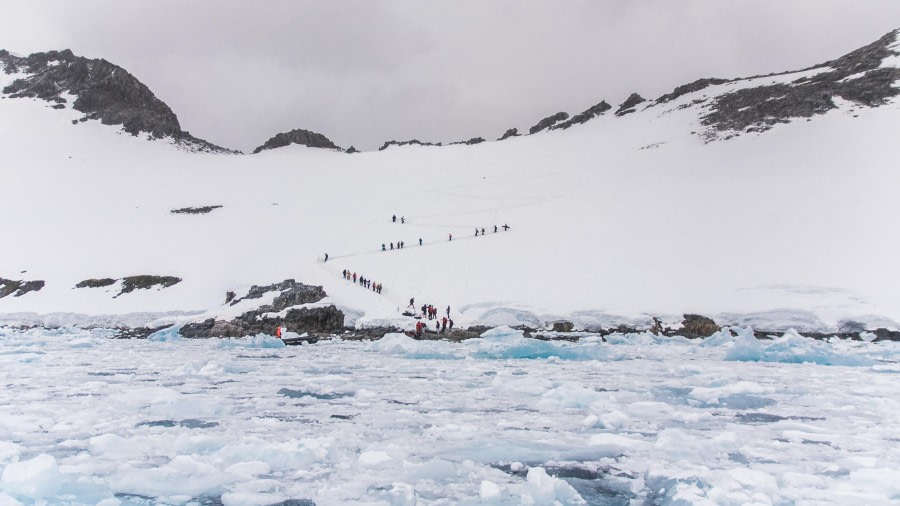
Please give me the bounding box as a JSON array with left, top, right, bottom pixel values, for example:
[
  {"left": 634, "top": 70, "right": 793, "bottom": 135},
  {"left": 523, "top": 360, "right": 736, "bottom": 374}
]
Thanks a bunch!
[
  {"left": 551, "top": 100, "right": 611, "bottom": 130},
  {"left": 75, "top": 278, "right": 116, "bottom": 288},
  {"left": 378, "top": 139, "right": 441, "bottom": 151},
  {"left": 229, "top": 279, "right": 327, "bottom": 309},
  {"left": 117, "top": 275, "right": 181, "bottom": 296},
  {"left": 528, "top": 112, "right": 569, "bottom": 134},
  {"left": 701, "top": 29, "right": 900, "bottom": 137},
  {"left": 614, "top": 93, "right": 646, "bottom": 116},
  {"left": 0, "top": 277, "right": 45, "bottom": 298},
  {"left": 345, "top": 146, "right": 360, "bottom": 154},
  {"left": 181, "top": 305, "right": 344, "bottom": 338},
  {"left": 497, "top": 128, "right": 519, "bottom": 141},
  {"left": 655, "top": 78, "right": 730, "bottom": 104},
  {"left": 679, "top": 314, "right": 720, "bottom": 339},
  {"left": 180, "top": 280, "right": 342, "bottom": 338},
  {"left": 0, "top": 49, "right": 236, "bottom": 153},
  {"left": 449, "top": 137, "right": 485, "bottom": 146},
  {"left": 170, "top": 205, "right": 222, "bottom": 215},
  {"left": 252, "top": 128, "right": 341, "bottom": 154}
]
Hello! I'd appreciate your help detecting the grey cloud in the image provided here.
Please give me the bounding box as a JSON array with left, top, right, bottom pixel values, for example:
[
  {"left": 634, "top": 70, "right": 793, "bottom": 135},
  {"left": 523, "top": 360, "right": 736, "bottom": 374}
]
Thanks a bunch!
[{"left": 2, "top": 1, "right": 900, "bottom": 151}]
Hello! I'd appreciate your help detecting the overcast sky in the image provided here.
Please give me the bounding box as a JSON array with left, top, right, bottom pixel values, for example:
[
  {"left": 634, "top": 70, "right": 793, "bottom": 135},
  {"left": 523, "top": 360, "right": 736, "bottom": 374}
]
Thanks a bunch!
[{"left": 2, "top": 1, "right": 900, "bottom": 151}]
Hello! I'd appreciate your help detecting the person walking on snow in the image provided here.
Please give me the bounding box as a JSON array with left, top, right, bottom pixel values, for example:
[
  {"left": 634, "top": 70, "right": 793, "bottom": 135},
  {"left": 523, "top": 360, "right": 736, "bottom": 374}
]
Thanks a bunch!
[
  {"left": 436, "top": 321, "right": 440, "bottom": 332},
  {"left": 449, "top": 319, "right": 454, "bottom": 330},
  {"left": 449, "top": 233, "right": 452, "bottom": 241},
  {"left": 475, "top": 228, "right": 479, "bottom": 237},
  {"left": 382, "top": 244, "right": 386, "bottom": 251},
  {"left": 446, "top": 306, "right": 450, "bottom": 318},
  {"left": 353, "top": 273, "right": 357, "bottom": 283},
  {"left": 392, "top": 215, "right": 397, "bottom": 223},
  {"left": 441, "top": 317, "right": 447, "bottom": 333},
  {"left": 419, "top": 238, "right": 423, "bottom": 246},
  {"left": 409, "top": 298, "right": 415, "bottom": 309},
  {"left": 503, "top": 224, "right": 510, "bottom": 231},
  {"left": 481, "top": 228, "right": 485, "bottom": 235},
  {"left": 275, "top": 326, "right": 282, "bottom": 338},
  {"left": 324, "top": 253, "right": 328, "bottom": 262},
  {"left": 494, "top": 225, "right": 498, "bottom": 233},
  {"left": 401, "top": 216, "right": 405, "bottom": 224}
]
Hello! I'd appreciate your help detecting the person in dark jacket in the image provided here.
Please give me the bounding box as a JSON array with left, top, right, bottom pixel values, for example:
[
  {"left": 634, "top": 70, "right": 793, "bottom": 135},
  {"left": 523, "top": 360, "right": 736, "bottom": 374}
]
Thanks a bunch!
[{"left": 419, "top": 238, "right": 423, "bottom": 246}]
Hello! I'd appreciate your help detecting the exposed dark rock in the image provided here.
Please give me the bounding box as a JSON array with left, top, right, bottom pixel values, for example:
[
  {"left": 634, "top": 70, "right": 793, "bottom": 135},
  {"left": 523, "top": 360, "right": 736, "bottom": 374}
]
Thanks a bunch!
[
  {"left": 181, "top": 305, "right": 344, "bottom": 339},
  {"left": 615, "top": 93, "right": 646, "bottom": 116},
  {"left": 345, "top": 146, "right": 359, "bottom": 154},
  {"left": 342, "top": 326, "right": 404, "bottom": 340},
  {"left": 181, "top": 280, "right": 340, "bottom": 338},
  {"left": 75, "top": 278, "right": 116, "bottom": 288},
  {"left": 528, "top": 112, "right": 569, "bottom": 134},
  {"left": 701, "top": 29, "right": 900, "bottom": 137},
  {"left": 0, "top": 277, "right": 45, "bottom": 298},
  {"left": 252, "top": 128, "right": 341, "bottom": 154},
  {"left": 230, "top": 279, "right": 327, "bottom": 309},
  {"left": 551, "top": 321, "right": 575, "bottom": 332},
  {"left": 655, "top": 78, "right": 730, "bottom": 104},
  {"left": 116, "top": 275, "right": 181, "bottom": 296},
  {"left": 448, "top": 136, "right": 486, "bottom": 146},
  {"left": 225, "top": 291, "right": 236, "bottom": 304},
  {"left": 551, "top": 101, "right": 612, "bottom": 130},
  {"left": 497, "top": 128, "right": 519, "bottom": 141},
  {"left": 679, "top": 314, "right": 720, "bottom": 339},
  {"left": 378, "top": 139, "right": 441, "bottom": 151},
  {"left": 872, "top": 328, "right": 900, "bottom": 342},
  {"left": 0, "top": 49, "right": 235, "bottom": 153},
  {"left": 170, "top": 205, "right": 222, "bottom": 215}
]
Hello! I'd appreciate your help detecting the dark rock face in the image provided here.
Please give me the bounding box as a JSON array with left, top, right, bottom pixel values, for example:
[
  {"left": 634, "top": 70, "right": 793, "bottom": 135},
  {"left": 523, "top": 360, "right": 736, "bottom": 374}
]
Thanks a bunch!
[
  {"left": 252, "top": 128, "right": 341, "bottom": 154},
  {"left": 679, "top": 314, "right": 720, "bottom": 339},
  {"left": 75, "top": 278, "right": 116, "bottom": 288},
  {"left": 529, "top": 112, "right": 569, "bottom": 134},
  {"left": 0, "top": 49, "right": 235, "bottom": 153},
  {"left": 230, "top": 279, "right": 327, "bottom": 309},
  {"left": 378, "top": 139, "right": 441, "bottom": 151},
  {"left": 0, "top": 277, "right": 45, "bottom": 298},
  {"left": 181, "top": 280, "right": 341, "bottom": 338},
  {"left": 497, "top": 128, "right": 519, "bottom": 141},
  {"left": 170, "top": 205, "right": 222, "bottom": 215},
  {"left": 655, "top": 78, "right": 729, "bottom": 104},
  {"left": 181, "top": 305, "right": 344, "bottom": 338},
  {"left": 345, "top": 146, "right": 360, "bottom": 154},
  {"left": 551, "top": 321, "right": 575, "bottom": 332},
  {"left": 449, "top": 137, "right": 485, "bottom": 146},
  {"left": 615, "top": 93, "right": 646, "bottom": 116},
  {"left": 117, "top": 275, "right": 181, "bottom": 296},
  {"left": 551, "top": 101, "right": 611, "bottom": 130},
  {"left": 701, "top": 29, "right": 900, "bottom": 136}
]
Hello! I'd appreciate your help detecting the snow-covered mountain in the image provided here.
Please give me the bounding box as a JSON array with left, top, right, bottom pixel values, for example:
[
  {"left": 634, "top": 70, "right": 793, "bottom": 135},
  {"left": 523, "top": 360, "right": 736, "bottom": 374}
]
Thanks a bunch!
[{"left": 1, "top": 29, "right": 899, "bottom": 335}]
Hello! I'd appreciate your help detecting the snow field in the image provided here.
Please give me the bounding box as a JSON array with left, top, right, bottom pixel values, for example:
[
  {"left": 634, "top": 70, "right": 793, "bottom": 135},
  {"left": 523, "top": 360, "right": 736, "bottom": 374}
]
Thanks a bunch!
[
  {"left": 0, "top": 327, "right": 897, "bottom": 504},
  {"left": 3, "top": 70, "right": 900, "bottom": 329}
]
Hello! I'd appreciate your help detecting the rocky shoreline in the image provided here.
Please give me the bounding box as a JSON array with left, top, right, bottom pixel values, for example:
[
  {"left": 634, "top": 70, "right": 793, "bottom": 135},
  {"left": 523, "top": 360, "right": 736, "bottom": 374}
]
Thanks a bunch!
[{"left": 3, "top": 280, "right": 898, "bottom": 343}]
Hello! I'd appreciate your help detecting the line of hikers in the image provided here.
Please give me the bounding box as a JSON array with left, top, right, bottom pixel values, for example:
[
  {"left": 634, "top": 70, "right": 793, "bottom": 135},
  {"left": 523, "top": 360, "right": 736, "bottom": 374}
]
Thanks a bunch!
[
  {"left": 475, "top": 224, "right": 510, "bottom": 236},
  {"left": 392, "top": 215, "right": 405, "bottom": 224},
  {"left": 383, "top": 237, "right": 424, "bottom": 251},
  {"left": 342, "top": 269, "right": 383, "bottom": 294}
]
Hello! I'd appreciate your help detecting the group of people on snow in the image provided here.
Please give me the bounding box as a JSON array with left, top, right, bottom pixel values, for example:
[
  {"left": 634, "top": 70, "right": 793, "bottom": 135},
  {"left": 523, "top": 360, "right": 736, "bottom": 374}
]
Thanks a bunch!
[
  {"left": 407, "top": 299, "right": 454, "bottom": 337},
  {"left": 392, "top": 215, "right": 405, "bottom": 224},
  {"left": 414, "top": 316, "right": 453, "bottom": 338},
  {"left": 475, "top": 224, "right": 510, "bottom": 236},
  {"left": 342, "top": 269, "right": 383, "bottom": 294}
]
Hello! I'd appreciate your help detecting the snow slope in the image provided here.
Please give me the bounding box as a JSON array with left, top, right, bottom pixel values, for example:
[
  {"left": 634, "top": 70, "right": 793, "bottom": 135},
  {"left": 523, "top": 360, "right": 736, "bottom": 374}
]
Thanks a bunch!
[{"left": 2, "top": 33, "right": 900, "bottom": 332}]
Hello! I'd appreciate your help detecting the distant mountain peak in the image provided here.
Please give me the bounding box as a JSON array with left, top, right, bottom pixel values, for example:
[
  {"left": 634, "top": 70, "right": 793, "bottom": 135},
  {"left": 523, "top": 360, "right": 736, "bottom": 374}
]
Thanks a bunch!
[
  {"left": 252, "top": 128, "right": 342, "bottom": 154},
  {"left": 0, "top": 49, "right": 237, "bottom": 153}
]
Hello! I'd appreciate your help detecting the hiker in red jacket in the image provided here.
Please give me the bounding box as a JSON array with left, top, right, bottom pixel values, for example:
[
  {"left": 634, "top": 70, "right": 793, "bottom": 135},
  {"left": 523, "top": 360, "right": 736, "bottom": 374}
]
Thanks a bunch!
[
  {"left": 441, "top": 317, "right": 447, "bottom": 333},
  {"left": 275, "top": 326, "right": 282, "bottom": 338}
]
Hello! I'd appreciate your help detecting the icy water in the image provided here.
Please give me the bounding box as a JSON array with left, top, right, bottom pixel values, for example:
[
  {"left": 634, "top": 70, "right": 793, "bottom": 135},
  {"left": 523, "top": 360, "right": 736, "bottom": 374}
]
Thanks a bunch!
[{"left": 0, "top": 327, "right": 898, "bottom": 505}]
